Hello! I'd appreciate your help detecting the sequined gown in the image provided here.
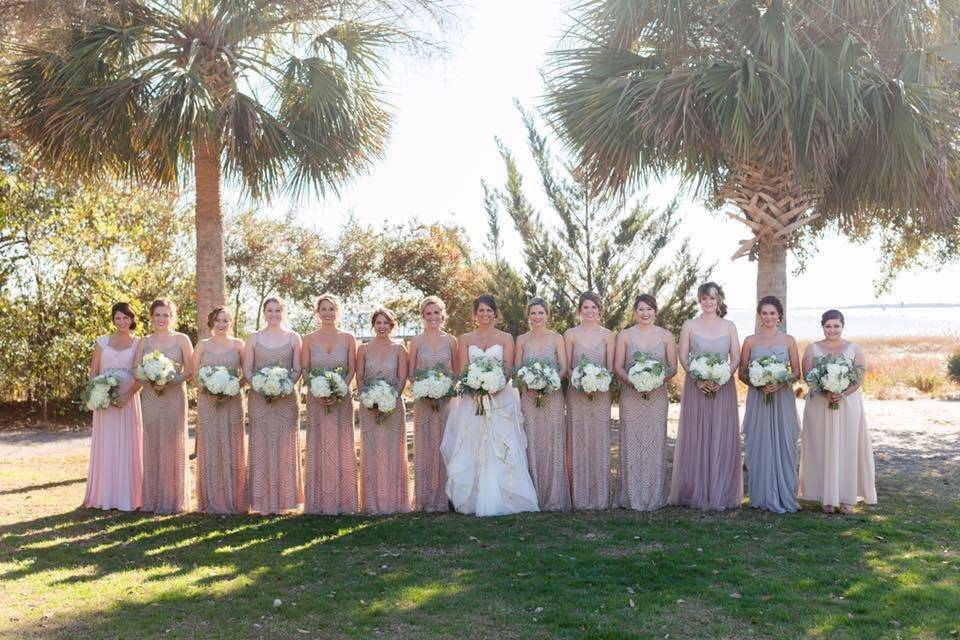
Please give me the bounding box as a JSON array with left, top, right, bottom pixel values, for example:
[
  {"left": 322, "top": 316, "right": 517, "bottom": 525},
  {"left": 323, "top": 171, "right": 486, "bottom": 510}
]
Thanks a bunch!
[
  {"left": 567, "top": 340, "right": 612, "bottom": 510},
  {"left": 413, "top": 342, "right": 453, "bottom": 512}
]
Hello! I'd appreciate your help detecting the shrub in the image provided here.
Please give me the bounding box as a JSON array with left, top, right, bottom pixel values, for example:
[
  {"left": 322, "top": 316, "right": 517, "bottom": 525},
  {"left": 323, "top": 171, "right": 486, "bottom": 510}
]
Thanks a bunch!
[{"left": 947, "top": 352, "right": 960, "bottom": 385}]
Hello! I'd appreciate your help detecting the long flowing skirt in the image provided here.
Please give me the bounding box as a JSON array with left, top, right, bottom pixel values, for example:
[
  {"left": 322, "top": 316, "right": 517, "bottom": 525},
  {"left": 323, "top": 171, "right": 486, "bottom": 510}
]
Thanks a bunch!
[
  {"left": 83, "top": 398, "right": 143, "bottom": 511},
  {"left": 743, "top": 386, "right": 799, "bottom": 513},
  {"left": 196, "top": 393, "right": 248, "bottom": 514},
  {"left": 414, "top": 399, "right": 450, "bottom": 512},
  {"left": 304, "top": 396, "right": 358, "bottom": 515},
  {"left": 616, "top": 384, "right": 668, "bottom": 511}
]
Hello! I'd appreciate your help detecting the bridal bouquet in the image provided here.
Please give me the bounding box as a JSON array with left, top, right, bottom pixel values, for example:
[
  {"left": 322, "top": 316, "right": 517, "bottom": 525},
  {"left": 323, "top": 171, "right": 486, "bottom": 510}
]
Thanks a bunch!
[
  {"left": 84, "top": 374, "right": 120, "bottom": 410},
  {"left": 411, "top": 365, "right": 455, "bottom": 411},
  {"left": 197, "top": 365, "right": 242, "bottom": 407},
  {"left": 359, "top": 378, "right": 398, "bottom": 424},
  {"left": 135, "top": 349, "right": 177, "bottom": 394},
  {"left": 805, "top": 353, "right": 862, "bottom": 410},
  {"left": 627, "top": 352, "right": 666, "bottom": 400},
  {"left": 251, "top": 365, "right": 294, "bottom": 402},
  {"left": 515, "top": 359, "right": 561, "bottom": 408},
  {"left": 570, "top": 356, "right": 612, "bottom": 400},
  {"left": 687, "top": 352, "right": 731, "bottom": 399},
  {"left": 748, "top": 355, "right": 792, "bottom": 405},
  {"left": 459, "top": 356, "right": 506, "bottom": 416},
  {"left": 308, "top": 367, "right": 350, "bottom": 414}
]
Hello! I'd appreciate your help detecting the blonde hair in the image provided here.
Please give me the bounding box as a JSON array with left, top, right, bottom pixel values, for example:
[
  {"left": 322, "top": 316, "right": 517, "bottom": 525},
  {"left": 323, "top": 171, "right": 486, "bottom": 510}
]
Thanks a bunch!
[
  {"left": 419, "top": 296, "right": 447, "bottom": 320},
  {"left": 315, "top": 293, "right": 342, "bottom": 325},
  {"left": 526, "top": 297, "right": 549, "bottom": 315}
]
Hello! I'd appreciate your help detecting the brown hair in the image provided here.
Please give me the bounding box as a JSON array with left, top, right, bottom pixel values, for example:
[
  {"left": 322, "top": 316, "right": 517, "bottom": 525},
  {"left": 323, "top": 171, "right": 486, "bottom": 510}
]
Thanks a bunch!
[
  {"left": 206, "top": 306, "right": 233, "bottom": 330},
  {"left": 371, "top": 307, "right": 397, "bottom": 330},
  {"left": 526, "top": 297, "right": 549, "bottom": 315},
  {"left": 821, "top": 309, "right": 845, "bottom": 326},
  {"left": 697, "top": 282, "right": 728, "bottom": 318},
  {"left": 633, "top": 294, "right": 658, "bottom": 313},
  {"left": 473, "top": 294, "right": 498, "bottom": 317},
  {"left": 419, "top": 296, "right": 447, "bottom": 320},
  {"left": 578, "top": 291, "right": 603, "bottom": 313},
  {"left": 757, "top": 295, "right": 784, "bottom": 322},
  {"left": 111, "top": 302, "right": 137, "bottom": 331},
  {"left": 315, "top": 293, "right": 342, "bottom": 324},
  {"left": 263, "top": 297, "right": 286, "bottom": 312},
  {"left": 149, "top": 298, "right": 177, "bottom": 319}
]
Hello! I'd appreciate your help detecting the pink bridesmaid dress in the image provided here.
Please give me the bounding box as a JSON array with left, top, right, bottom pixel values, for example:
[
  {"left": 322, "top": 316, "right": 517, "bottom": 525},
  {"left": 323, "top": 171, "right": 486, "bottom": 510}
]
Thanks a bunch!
[
  {"left": 567, "top": 340, "right": 612, "bottom": 510},
  {"left": 412, "top": 342, "right": 453, "bottom": 512},
  {"left": 83, "top": 336, "right": 143, "bottom": 511}
]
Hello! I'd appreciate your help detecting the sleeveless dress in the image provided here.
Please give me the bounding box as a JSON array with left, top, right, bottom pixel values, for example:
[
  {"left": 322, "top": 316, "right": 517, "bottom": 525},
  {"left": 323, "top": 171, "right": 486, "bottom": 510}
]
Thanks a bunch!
[
  {"left": 140, "top": 337, "right": 190, "bottom": 513},
  {"left": 668, "top": 333, "right": 743, "bottom": 510},
  {"left": 196, "top": 344, "right": 248, "bottom": 514},
  {"left": 567, "top": 340, "right": 612, "bottom": 510},
  {"left": 520, "top": 340, "right": 570, "bottom": 511},
  {"left": 248, "top": 340, "right": 303, "bottom": 514},
  {"left": 742, "top": 343, "right": 799, "bottom": 513},
  {"left": 413, "top": 342, "right": 453, "bottom": 512},
  {"left": 441, "top": 344, "right": 540, "bottom": 516},
  {"left": 83, "top": 336, "right": 143, "bottom": 511},
  {"left": 358, "top": 344, "right": 410, "bottom": 514},
  {"left": 799, "top": 342, "right": 877, "bottom": 507},
  {"left": 305, "top": 343, "right": 358, "bottom": 515},
  {"left": 616, "top": 339, "right": 669, "bottom": 511}
]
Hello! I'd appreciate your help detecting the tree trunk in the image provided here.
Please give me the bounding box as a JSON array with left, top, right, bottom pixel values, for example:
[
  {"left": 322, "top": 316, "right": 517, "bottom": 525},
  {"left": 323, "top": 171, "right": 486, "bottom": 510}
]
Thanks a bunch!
[
  {"left": 755, "top": 239, "right": 788, "bottom": 332},
  {"left": 193, "top": 140, "right": 225, "bottom": 340}
]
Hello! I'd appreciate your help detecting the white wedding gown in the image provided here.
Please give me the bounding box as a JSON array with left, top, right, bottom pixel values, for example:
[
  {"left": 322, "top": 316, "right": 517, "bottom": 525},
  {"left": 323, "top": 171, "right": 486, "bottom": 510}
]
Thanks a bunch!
[{"left": 441, "top": 344, "right": 540, "bottom": 516}]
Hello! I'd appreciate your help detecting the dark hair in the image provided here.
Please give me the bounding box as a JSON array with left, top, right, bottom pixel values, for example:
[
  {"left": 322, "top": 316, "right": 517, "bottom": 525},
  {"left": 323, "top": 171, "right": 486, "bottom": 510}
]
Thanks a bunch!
[
  {"left": 111, "top": 302, "right": 137, "bottom": 330},
  {"left": 526, "top": 297, "right": 549, "bottom": 315},
  {"left": 821, "top": 309, "right": 845, "bottom": 327},
  {"left": 578, "top": 291, "right": 603, "bottom": 313},
  {"left": 634, "top": 294, "right": 658, "bottom": 313},
  {"left": 149, "top": 298, "right": 177, "bottom": 318},
  {"left": 473, "top": 294, "right": 499, "bottom": 317},
  {"left": 756, "top": 295, "right": 784, "bottom": 322},
  {"left": 697, "top": 281, "right": 728, "bottom": 318},
  {"left": 207, "top": 306, "right": 232, "bottom": 330},
  {"left": 371, "top": 307, "right": 397, "bottom": 330},
  {"left": 263, "top": 297, "right": 286, "bottom": 312}
]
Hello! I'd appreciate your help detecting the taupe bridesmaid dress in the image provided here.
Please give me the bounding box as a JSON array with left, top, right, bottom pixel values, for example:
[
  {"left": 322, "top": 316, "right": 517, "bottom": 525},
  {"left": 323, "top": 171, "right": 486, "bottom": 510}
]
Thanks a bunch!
[
  {"left": 567, "top": 339, "right": 611, "bottom": 510},
  {"left": 412, "top": 342, "right": 452, "bottom": 512}
]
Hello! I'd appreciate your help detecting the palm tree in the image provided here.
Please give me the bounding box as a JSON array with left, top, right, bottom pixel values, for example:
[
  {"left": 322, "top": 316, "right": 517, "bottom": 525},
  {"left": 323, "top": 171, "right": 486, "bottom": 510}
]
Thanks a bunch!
[
  {"left": 4, "top": 0, "right": 448, "bottom": 336},
  {"left": 545, "top": 1, "right": 960, "bottom": 324}
]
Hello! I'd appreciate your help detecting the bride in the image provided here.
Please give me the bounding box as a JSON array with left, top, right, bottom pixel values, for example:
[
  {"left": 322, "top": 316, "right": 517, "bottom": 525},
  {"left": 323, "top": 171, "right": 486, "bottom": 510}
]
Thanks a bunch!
[{"left": 441, "top": 294, "right": 540, "bottom": 516}]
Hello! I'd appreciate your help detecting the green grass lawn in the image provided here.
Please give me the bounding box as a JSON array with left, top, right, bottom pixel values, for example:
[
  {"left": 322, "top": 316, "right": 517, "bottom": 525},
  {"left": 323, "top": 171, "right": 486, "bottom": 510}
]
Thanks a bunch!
[{"left": 1, "top": 447, "right": 958, "bottom": 639}]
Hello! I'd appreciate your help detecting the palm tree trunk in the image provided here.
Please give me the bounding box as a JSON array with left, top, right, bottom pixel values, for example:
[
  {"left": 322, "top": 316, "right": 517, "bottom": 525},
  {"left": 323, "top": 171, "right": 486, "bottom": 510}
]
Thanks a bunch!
[
  {"left": 194, "top": 140, "right": 225, "bottom": 340},
  {"left": 756, "top": 240, "right": 788, "bottom": 331}
]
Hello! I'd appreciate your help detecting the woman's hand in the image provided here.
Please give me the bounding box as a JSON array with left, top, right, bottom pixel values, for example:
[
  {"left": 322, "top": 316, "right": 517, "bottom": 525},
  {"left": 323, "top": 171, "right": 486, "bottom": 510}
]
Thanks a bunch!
[
  {"left": 697, "top": 380, "right": 719, "bottom": 395},
  {"left": 826, "top": 391, "right": 842, "bottom": 404},
  {"left": 762, "top": 382, "right": 781, "bottom": 395}
]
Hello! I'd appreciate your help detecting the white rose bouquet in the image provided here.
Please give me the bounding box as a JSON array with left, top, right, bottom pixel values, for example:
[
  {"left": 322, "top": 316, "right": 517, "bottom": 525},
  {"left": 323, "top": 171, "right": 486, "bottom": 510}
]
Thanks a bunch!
[
  {"left": 251, "top": 365, "right": 294, "bottom": 403},
  {"left": 459, "top": 356, "right": 507, "bottom": 416},
  {"left": 359, "top": 378, "right": 398, "bottom": 424},
  {"left": 308, "top": 367, "right": 350, "bottom": 414},
  {"left": 135, "top": 349, "right": 178, "bottom": 394},
  {"left": 83, "top": 374, "right": 120, "bottom": 410},
  {"left": 515, "top": 359, "right": 562, "bottom": 408},
  {"left": 411, "top": 365, "right": 455, "bottom": 411},
  {"left": 197, "top": 365, "right": 242, "bottom": 407},
  {"left": 748, "top": 354, "right": 792, "bottom": 405},
  {"left": 805, "top": 353, "right": 863, "bottom": 410},
  {"left": 627, "top": 352, "right": 666, "bottom": 400},
  {"left": 687, "top": 352, "right": 731, "bottom": 399},
  {"left": 570, "top": 356, "right": 612, "bottom": 400}
]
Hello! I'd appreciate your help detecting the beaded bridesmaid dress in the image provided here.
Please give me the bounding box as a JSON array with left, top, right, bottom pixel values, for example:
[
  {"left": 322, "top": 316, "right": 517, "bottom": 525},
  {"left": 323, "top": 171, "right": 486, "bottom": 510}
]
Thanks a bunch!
[
  {"left": 520, "top": 341, "right": 570, "bottom": 511},
  {"left": 413, "top": 342, "right": 452, "bottom": 512},
  {"left": 83, "top": 336, "right": 143, "bottom": 511},
  {"left": 196, "top": 344, "right": 248, "bottom": 514},
  {"left": 304, "top": 343, "right": 358, "bottom": 515},
  {"left": 247, "top": 341, "right": 303, "bottom": 514},
  {"left": 567, "top": 340, "right": 612, "bottom": 510},
  {"left": 140, "top": 338, "right": 189, "bottom": 513},
  {"left": 359, "top": 344, "right": 410, "bottom": 514}
]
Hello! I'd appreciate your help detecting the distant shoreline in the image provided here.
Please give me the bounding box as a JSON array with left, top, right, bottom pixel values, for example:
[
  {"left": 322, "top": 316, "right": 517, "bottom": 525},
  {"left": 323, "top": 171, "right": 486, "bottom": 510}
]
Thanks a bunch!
[{"left": 729, "top": 303, "right": 960, "bottom": 311}]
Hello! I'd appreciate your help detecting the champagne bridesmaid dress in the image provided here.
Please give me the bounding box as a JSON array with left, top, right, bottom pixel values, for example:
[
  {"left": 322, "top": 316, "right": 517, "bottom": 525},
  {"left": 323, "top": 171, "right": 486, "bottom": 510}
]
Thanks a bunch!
[
  {"left": 140, "top": 337, "right": 190, "bottom": 513},
  {"left": 412, "top": 342, "right": 452, "bottom": 512},
  {"left": 247, "top": 341, "right": 303, "bottom": 514},
  {"left": 520, "top": 341, "right": 570, "bottom": 511},
  {"left": 616, "top": 339, "right": 669, "bottom": 511},
  {"left": 799, "top": 342, "right": 877, "bottom": 507},
  {"left": 567, "top": 340, "right": 612, "bottom": 510},
  {"left": 668, "top": 334, "right": 743, "bottom": 510},
  {"left": 195, "top": 345, "right": 248, "bottom": 514},
  {"left": 83, "top": 336, "right": 143, "bottom": 511},
  {"left": 304, "top": 343, "right": 358, "bottom": 515},
  {"left": 359, "top": 344, "right": 410, "bottom": 514}
]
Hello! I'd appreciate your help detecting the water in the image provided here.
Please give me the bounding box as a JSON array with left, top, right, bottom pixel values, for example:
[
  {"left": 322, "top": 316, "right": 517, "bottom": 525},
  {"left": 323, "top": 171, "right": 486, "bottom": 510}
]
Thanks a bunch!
[{"left": 728, "top": 305, "right": 960, "bottom": 340}]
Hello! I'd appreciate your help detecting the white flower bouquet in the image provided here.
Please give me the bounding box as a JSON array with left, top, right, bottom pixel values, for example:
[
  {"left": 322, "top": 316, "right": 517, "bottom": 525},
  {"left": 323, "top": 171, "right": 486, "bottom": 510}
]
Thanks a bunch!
[
  {"left": 748, "top": 354, "right": 792, "bottom": 405},
  {"left": 83, "top": 374, "right": 120, "bottom": 410},
  {"left": 197, "top": 365, "right": 242, "bottom": 407},
  {"left": 251, "top": 365, "right": 294, "bottom": 403},
  {"left": 627, "top": 352, "right": 666, "bottom": 400},
  {"left": 359, "top": 378, "right": 398, "bottom": 424},
  {"left": 515, "top": 359, "right": 562, "bottom": 408},
  {"left": 135, "top": 349, "right": 178, "bottom": 394},
  {"left": 570, "top": 356, "right": 612, "bottom": 400},
  {"left": 308, "top": 367, "right": 350, "bottom": 414},
  {"left": 805, "top": 353, "right": 863, "bottom": 410},
  {"left": 459, "top": 356, "right": 507, "bottom": 416},
  {"left": 687, "top": 352, "right": 731, "bottom": 399},
  {"left": 411, "top": 365, "right": 455, "bottom": 411}
]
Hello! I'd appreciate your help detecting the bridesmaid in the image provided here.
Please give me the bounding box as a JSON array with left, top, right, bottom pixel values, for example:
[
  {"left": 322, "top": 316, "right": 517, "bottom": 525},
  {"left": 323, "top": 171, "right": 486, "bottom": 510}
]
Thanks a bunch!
[
  {"left": 301, "top": 294, "right": 359, "bottom": 515},
  {"left": 357, "top": 307, "right": 410, "bottom": 514},
  {"left": 83, "top": 302, "right": 143, "bottom": 511},
  {"left": 193, "top": 306, "right": 248, "bottom": 514},
  {"left": 612, "top": 294, "right": 677, "bottom": 511},
  {"left": 134, "top": 299, "right": 193, "bottom": 514},
  {"left": 563, "top": 291, "right": 616, "bottom": 510},
  {"left": 515, "top": 297, "right": 570, "bottom": 511},
  {"left": 242, "top": 297, "right": 303, "bottom": 514},
  {"left": 408, "top": 296, "right": 457, "bottom": 512},
  {"left": 668, "top": 282, "right": 743, "bottom": 511},
  {"left": 799, "top": 309, "right": 877, "bottom": 514},
  {"left": 738, "top": 296, "right": 800, "bottom": 513}
]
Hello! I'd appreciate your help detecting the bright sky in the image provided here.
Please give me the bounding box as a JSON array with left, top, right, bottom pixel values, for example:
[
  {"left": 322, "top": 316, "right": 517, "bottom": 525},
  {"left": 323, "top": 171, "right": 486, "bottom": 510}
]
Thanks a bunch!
[{"left": 251, "top": 0, "right": 960, "bottom": 312}]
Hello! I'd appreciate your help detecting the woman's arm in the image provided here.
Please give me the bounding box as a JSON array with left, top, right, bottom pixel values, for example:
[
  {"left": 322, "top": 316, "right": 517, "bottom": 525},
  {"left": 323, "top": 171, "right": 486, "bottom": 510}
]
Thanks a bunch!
[
  {"left": 242, "top": 333, "right": 256, "bottom": 382},
  {"left": 800, "top": 345, "right": 814, "bottom": 379},
  {"left": 612, "top": 330, "right": 629, "bottom": 384},
  {"left": 563, "top": 329, "right": 575, "bottom": 372},
  {"left": 663, "top": 330, "right": 679, "bottom": 382},
  {"left": 501, "top": 332, "right": 515, "bottom": 378},
  {"left": 290, "top": 332, "right": 303, "bottom": 382},
  {"left": 300, "top": 333, "right": 312, "bottom": 376},
  {"left": 455, "top": 334, "right": 469, "bottom": 376},
  {"left": 846, "top": 343, "right": 867, "bottom": 395},
  {"left": 738, "top": 336, "right": 753, "bottom": 384},
  {"left": 407, "top": 335, "right": 420, "bottom": 377},
  {"left": 727, "top": 320, "right": 741, "bottom": 374},
  {"left": 345, "top": 334, "right": 358, "bottom": 387},
  {"left": 89, "top": 342, "right": 103, "bottom": 378},
  {"left": 604, "top": 330, "right": 616, "bottom": 372},
  {"left": 396, "top": 342, "right": 409, "bottom": 394},
  {"left": 178, "top": 334, "right": 195, "bottom": 382},
  {"left": 555, "top": 333, "right": 569, "bottom": 379},
  {"left": 514, "top": 334, "right": 526, "bottom": 369},
  {"left": 192, "top": 340, "right": 205, "bottom": 383},
  {"left": 356, "top": 344, "right": 367, "bottom": 388},
  {"left": 787, "top": 336, "right": 801, "bottom": 383},
  {"left": 677, "top": 321, "right": 692, "bottom": 371}
]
